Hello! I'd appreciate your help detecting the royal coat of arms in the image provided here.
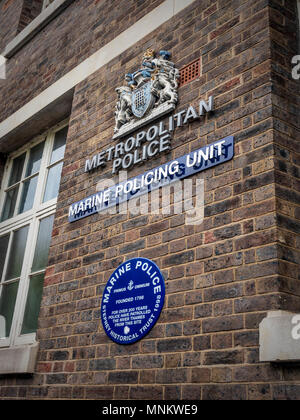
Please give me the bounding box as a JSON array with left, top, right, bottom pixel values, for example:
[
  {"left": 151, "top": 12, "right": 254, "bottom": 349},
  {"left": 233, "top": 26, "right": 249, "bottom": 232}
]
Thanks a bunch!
[{"left": 113, "top": 49, "right": 180, "bottom": 139}]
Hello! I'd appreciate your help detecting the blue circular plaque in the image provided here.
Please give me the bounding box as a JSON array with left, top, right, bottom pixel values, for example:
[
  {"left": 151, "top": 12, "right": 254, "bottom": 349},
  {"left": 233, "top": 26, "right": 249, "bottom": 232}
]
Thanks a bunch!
[{"left": 101, "top": 258, "right": 165, "bottom": 345}]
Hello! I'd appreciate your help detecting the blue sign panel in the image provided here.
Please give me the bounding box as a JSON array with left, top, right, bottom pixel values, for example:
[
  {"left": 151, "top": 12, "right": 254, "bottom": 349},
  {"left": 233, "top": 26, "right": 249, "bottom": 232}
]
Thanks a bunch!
[
  {"left": 101, "top": 258, "right": 165, "bottom": 345},
  {"left": 69, "top": 136, "right": 234, "bottom": 222}
]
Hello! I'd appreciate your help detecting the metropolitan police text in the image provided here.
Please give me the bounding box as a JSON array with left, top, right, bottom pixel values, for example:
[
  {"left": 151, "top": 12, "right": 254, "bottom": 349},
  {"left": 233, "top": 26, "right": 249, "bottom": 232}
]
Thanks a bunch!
[{"left": 85, "top": 97, "right": 214, "bottom": 174}]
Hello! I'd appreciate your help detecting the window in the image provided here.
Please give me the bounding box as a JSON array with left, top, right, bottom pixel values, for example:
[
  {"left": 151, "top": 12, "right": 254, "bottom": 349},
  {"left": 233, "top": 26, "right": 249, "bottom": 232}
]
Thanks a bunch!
[{"left": 0, "top": 122, "right": 68, "bottom": 348}]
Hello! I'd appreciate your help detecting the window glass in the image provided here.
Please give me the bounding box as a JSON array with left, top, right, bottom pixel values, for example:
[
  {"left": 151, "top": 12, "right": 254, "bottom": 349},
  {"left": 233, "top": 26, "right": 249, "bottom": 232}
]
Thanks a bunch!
[
  {"left": 43, "top": 127, "right": 67, "bottom": 203},
  {"left": 32, "top": 215, "right": 55, "bottom": 272},
  {"left": 5, "top": 225, "right": 29, "bottom": 281},
  {"left": 8, "top": 154, "right": 25, "bottom": 187},
  {"left": 1, "top": 186, "right": 19, "bottom": 222},
  {"left": 0, "top": 234, "right": 10, "bottom": 279},
  {"left": 19, "top": 176, "right": 38, "bottom": 214},
  {"left": 0, "top": 281, "right": 19, "bottom": 338},
  {"left": 43, "top": 161, "right": 63, "bottom": 202},
  {"left": 26, "top": 141, "right": 44, "bottom": 177},
  {"left": 50, "top": 127, "right": 67, "bottom": 165},
  {"left": 21, "top": 273, "right": 44, "bottom": 335}
]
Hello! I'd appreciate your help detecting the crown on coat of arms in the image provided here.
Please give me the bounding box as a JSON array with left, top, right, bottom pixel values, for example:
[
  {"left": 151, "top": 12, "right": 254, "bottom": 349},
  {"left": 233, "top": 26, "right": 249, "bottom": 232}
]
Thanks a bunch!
[{"left": 114, "top": 48, "right": 180, "bottom": 138}]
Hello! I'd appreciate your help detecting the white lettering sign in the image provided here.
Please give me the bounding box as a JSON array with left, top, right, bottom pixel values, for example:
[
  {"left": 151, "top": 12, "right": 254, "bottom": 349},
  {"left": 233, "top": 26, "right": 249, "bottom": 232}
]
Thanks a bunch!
[{"left": 85, "top": 97, "right": 214, "bottom": 174}]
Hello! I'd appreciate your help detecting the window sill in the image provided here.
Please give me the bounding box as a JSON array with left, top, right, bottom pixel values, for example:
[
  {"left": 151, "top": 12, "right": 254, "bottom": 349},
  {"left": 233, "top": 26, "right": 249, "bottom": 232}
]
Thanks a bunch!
[
  {"left": 0, "top": 342, "right": 39, "bottom": 374},
  {"left": 2, "top": 0, "right": 74, "bottom": 59}
]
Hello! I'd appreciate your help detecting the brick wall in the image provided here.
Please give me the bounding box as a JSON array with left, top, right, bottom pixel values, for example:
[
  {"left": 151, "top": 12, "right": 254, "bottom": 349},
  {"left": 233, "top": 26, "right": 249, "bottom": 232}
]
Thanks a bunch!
[
  {"left": 0, "top": 0, "right": 44, "bottom": 50},
  {"left": 0, "top": 0, "right": 166, "bottom": 123},
  {"left": 269, "top": 0, "right": 300, "bottom": 314},
  {"left": 0, "top": 0, "right": 299, "bottom": 400},
  {"left": 18, "top": 0, "right": 43, "bottom": 33},
  {"left": 0, "top": 0, "right": 24, "bottom": 51}
]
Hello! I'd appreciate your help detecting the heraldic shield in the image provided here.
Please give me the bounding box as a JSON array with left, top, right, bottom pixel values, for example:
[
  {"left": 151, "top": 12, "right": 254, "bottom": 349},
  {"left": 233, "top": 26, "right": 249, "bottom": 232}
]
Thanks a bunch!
[{"left": 131, "top": 82, "right": 155, "bottom": 119}]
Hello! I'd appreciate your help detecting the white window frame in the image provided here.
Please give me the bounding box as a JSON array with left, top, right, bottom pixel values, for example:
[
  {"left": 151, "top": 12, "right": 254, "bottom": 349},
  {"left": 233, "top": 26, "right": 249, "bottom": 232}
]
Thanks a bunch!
[{"left": 0, "top": 119, "right": 68, "bottom": 349}]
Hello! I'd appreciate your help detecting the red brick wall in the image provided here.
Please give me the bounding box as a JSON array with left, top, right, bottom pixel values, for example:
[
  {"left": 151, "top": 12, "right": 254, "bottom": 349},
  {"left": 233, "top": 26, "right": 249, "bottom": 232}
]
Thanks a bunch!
[
  {"left": 269, "top": 0, "right": 300, "bottom": 314},
  {"left": 0, "top": 0, "right": 299, "bottom": 400},
  {"left": 18, "top": 0, "right": 43, "bottom": 32},
  {"left": 0, "top": 0, "right": 166, "bottom": 123},
  {"left": 0, "top": 0, "right": 24, "bottom": 51}
]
